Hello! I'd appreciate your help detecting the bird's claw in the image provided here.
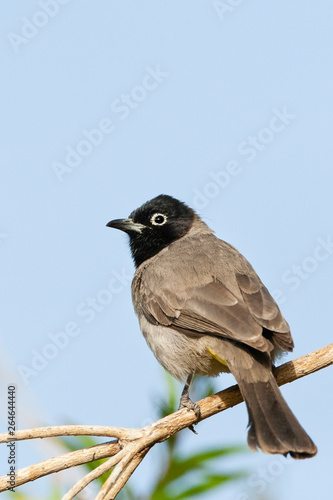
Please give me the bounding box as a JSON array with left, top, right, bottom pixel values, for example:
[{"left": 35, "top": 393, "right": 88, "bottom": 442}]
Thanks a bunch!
[{"left": 179, "top": 394, "right": 201, "bottom": 433}]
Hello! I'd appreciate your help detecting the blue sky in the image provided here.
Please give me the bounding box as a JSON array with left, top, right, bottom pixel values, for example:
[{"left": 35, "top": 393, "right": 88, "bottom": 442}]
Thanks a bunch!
[{"left": 1, "top": 1, "right": 332, "bottom": 498}]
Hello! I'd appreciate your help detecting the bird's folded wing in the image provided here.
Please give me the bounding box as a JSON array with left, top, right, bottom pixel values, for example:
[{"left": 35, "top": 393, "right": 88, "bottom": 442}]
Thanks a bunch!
[
  {"left": 236, "top": 274, "right": 293, "bottom": 350},
  {"left": 140, "top": 278, "right": 283, "bottom": 352}
]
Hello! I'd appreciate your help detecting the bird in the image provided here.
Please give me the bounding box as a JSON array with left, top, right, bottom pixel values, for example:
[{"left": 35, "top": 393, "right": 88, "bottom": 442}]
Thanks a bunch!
[{"left": 106, "top": 194, "right": 317, "bottom": 459}]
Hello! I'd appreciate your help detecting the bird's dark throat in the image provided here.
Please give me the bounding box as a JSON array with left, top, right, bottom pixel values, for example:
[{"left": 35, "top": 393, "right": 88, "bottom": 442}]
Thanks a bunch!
[{"left": 129, "top": 217, "right": 194, "bottom": 267}]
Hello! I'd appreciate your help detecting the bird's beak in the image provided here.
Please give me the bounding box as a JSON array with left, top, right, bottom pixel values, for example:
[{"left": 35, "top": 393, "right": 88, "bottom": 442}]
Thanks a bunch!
[{"left": 106, "top": 218, "right": 146, "bottom": 234}]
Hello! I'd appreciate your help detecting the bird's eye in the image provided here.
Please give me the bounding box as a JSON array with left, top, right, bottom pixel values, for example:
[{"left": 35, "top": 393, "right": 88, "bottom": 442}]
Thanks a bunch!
[{"left": 150, "top": 213, "right": 167, "bottom": 226}]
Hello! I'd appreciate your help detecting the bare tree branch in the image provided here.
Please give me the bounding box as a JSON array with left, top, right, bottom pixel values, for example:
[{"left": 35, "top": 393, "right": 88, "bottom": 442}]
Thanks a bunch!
[
  {"left": 62, "top": 455, "right": 126, "bottom": 500},
  {"left": 0, "top": 425, "right": 142, "bottom": 443},
  {"left": 0, "top": 441, "right": 120, "bottom": 489},
  {"left": 0, "top": 343, "right": 332, "bottom": 499}
]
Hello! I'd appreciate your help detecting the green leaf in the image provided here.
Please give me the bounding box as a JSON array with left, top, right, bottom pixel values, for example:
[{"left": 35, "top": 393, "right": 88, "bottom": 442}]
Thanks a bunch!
[
  {"left": 171, "top": 472, "right": 245, "bottom": 499},
  {"left": 151, "top": 445, "right": 247, "bottom": 500},
  {"left": 175, "top": 445, "right": 246, "bottom": 468},
  {"left": 158, "top": 445, "right": 246, "bottom": 485}
]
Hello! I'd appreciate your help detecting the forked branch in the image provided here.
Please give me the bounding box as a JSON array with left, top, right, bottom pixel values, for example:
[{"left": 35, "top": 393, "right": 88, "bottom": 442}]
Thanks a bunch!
[{"left": 0, "top": 343, "right": 332, "bottom": 499}]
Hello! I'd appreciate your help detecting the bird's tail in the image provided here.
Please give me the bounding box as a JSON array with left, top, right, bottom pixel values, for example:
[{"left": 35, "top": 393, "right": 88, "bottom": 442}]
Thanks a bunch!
[
  {"left": 213, "top": 341, "right": 317, "bottom": 458},
  {"left": 239, "top": 372, "right": 317, "bottom": 458}
]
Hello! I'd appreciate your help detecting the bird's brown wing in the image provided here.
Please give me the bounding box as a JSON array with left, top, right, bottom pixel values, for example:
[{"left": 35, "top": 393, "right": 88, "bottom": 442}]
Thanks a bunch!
[
  {"left": 136, "top": 275, "right": 290, "bottom": 352},
  {"left": 236, "top": 273, "right": 293, "bottom": 351}
]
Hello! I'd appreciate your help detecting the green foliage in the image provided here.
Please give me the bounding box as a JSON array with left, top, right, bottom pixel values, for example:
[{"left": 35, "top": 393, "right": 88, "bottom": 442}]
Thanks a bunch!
[
  {"left": 145, "top": 374, "right": 247, "bottom": 500},
  {"left": 11, "top": 373, "right": 248, "bottom": 499}
]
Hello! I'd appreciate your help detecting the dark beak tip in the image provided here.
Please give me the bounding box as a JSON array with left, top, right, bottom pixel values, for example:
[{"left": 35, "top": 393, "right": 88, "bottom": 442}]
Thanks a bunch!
[
  {"left": 106, "top": 218, "right": 125, "bottom": 229},
  {"left": 106, "top": 218, "right": 143, "bottom": 234}
]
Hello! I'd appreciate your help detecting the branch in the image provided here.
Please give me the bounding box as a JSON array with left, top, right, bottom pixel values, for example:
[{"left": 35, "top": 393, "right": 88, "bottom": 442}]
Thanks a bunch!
[
  {"left": 0, "top": 441, "right": 120, "bottom": 487},
  {"left": 0, "top": 425, "right": 142, "bottom": 443},
  {"left": 0, "top": 343, "right": 332, "bottom": 499}
]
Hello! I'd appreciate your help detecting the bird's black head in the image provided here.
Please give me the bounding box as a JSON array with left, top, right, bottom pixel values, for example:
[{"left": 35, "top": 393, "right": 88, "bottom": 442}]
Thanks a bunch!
[{"left": 107, "top": 194, "right": 195, "bottom": 267}]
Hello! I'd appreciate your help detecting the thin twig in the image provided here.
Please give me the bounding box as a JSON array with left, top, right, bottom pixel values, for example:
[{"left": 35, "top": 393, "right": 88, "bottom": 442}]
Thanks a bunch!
[
  {"left": 0, "top": 441, "right": 120, "bottom": 490},
  {"left": 102, "top": 448, "right": 150, "bottom": 500},
  {"left": 0, "top": 343, "right": 331, "bottom": 497},
  {"left": 104, "top": 448, "right": 150, "bottom": 500},
  {"left": 0, "top": 425, "right": 142, "bottom": 444},
  {"left": 95, "top": 452, "right": 132, "bottom": 500},
  {"left": 62, "top": 452, "right": 126, "bottom": 500}
]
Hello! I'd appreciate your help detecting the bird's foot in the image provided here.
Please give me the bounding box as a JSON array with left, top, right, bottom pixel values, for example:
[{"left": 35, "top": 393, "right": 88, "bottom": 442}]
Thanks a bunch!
[{"left": 179, "top": 394, "right": 201, "bottom": 434}]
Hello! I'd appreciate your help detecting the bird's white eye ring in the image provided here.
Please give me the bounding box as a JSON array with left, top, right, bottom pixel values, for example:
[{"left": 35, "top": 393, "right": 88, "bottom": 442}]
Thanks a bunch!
[{"left": 150, "top": 213, "right": 167, "bottom": 226}]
